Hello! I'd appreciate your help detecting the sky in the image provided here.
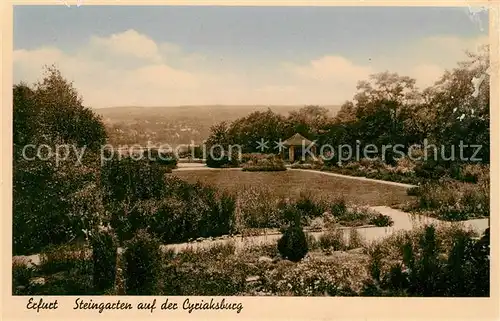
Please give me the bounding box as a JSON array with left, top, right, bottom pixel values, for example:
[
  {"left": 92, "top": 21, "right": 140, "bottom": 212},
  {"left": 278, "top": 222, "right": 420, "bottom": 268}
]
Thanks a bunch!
[{"left": 13, "top": 5, "right": 489, "bottom": 108}]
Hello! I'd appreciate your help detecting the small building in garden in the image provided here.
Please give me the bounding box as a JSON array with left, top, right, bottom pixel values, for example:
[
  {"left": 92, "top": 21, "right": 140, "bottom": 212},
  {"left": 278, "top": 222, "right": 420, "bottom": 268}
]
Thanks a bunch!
[{"left": 283, "top": 133, "right": 316, "bottom": 163}]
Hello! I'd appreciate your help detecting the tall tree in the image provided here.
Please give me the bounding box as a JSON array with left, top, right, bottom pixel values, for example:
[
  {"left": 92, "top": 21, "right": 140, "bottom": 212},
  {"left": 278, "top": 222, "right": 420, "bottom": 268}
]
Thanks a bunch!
[{"left": 13, "top": 65, "right": 108, "bottom": 254}]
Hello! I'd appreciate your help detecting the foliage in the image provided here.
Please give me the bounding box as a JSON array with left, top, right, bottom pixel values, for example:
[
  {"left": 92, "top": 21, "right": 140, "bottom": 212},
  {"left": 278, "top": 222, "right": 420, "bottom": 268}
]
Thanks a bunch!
[
  {"left": 100, "top": 156, "right": 169, "bottom": 204},
  {"left": 260, "top": 258, "right": 366, "bottom": 296},
  {"left": 227, "top": 108, "right": 289, "bottom": 153},
  {"left": 293, "top": 192, "right": 326, "bottom": 219},
  {"left": 90, "top": 229, "right": 118, "bottom": 292},
  {"left": 123, "top": 229, "right": 161, "bottom": 295},
  {"left": 363, "top": 225, "right": 490, "bottom": 297},
  {"left": 332, "top": 204, "right": 392, "bottom": 227},
  {"left": 407, "top": 186, "right": 420, "bottom": 196},
  {"left": 13, "top": 156, "right": 99, "bottom": 254},
  {"left": 236, "top": 186, "right": 285, "bottom": 229},
  {"left": 12, "top": 262, "right": 35, "bottom": 295},
  {"left": 318, "top": 229, "right": 347, "bottom": 251},
  {"left": 14, "top": 244, "right": 95, "bottom": 295},
  {"left": 160, "top": 246, "right": 246, "bottom": 296},
  {"left": 348, "top": 229, "right": 365, "bottom": 249},
  {"left": 453, "top": 163, "right": 489, "bottom": 183},
  {"left": 205, "top": 121, "right": 241, "bottom": 168},
  {"left": 409, "top": 177, "right": 489, "bottom": 220},
  {"left": 369, "top": 213, "right": 394, "bottom": 227},
  {"left": 13, "top": 66, "right": 107, "bottom": 255},
  {"left": 242, "top": 156, "right": 286, "bottom": 171},
  {"left": 38, "top": 244, "right": 90, "bottom": 275},
  {"left": 143, "top": 148, "right": 178, "bottom": 168},
  {"left": 148, "top": 178, "right": 236, "bottom": 243},
  {"left": 240, "top": 153, "right": 275, "bottom": 164},
  {"left": 100, "top": 156, "right": 173, "bottom": 242},
  {"left": 277, "top": 223, "right": 309, "bottom": 262}
]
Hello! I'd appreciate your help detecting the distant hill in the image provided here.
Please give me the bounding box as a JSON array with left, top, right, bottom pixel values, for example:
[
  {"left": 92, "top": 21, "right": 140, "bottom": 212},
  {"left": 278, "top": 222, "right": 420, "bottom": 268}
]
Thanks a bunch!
[{"left": 95, "top": 105, "right": 341, "bottom": 146}]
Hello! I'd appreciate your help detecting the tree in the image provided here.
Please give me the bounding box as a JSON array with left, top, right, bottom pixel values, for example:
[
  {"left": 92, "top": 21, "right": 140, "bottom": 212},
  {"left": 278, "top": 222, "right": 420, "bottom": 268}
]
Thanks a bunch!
[
  {"left": 13, "top": 66, "right": 108, "bottom": 255},
  {"left": 227, "top": 109, "right": 287, "bottom": 152},
  {"left": 423, "top": 46, "right": 490, "bottom": 164},
  {"left": 205, "top": 121, "right": 240, "bottom": 167},
  {"left": 277, "top": 224, "right": 309, "bottom": 262},
  {"left": 33, "top": 65, "right": 107, "bottom": 151},
  {"left": 334, "top": 101, "right": 357, "bottom": 124},
  {"left": 286, "top": 105, "right": 332, "bottom": 139},
  {"left": 13, "top": 83, "right": 37, "bottom": 153}
]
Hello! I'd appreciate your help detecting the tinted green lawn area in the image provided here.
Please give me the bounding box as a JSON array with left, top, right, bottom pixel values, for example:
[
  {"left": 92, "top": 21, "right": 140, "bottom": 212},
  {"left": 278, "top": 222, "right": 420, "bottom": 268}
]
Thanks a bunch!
[{"left": 172, "top": 170, "right": 413, "bottom": 207}]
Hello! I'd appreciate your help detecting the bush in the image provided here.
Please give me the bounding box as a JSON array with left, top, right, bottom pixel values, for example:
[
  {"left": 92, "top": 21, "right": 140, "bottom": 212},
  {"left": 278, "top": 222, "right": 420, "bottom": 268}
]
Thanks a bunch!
[
  {"left": 369, "top": 214, "right": 394, "bottom": 227},
  {"left": 241, "top": 153, "right": 275, "bottom": 164},
  {"left": 149, "top": 181, "right": 236, "bottom": 243},
  {"left": 237, "top": 186, "right": 284, "bottom": 229},
  {"left": 242, "top": 156, "right": 286, "bottom": 172},
  {"left": 13, "top": 156, "right": 99, "bottom": 255},
  {"left": 260, "top": 258, "right": 363, "bottom": 296},
  {"left": 362, "top": 225, "right": 490, "bottom": 297},
  {"left": 277, "top": 224, "right": 309, "bottom": 262},
  {"left": 123, "top": 229, "right": 161, "bottom": 295},
  {"left": 90, "top": 228, "right": 118, "bottom": 292},
  {"left": 160, "top": 255, "right": 247, "bottom": 296},
  {"left": 144, "top": 148, "right": 178, "bottom": 168},
  {"left": 12, "top": 262, "right": 35, "bottom": 295},
  {"left": 38, "top": 244, "right": 90, "bottom": 275},
  {"left": 13, "top": 69, "right": 107, "bottom": 256},
  {"left": 293, "top": 192, "right": 326, "bottom": 219},
  {"left": 453, "top": 163, "right": 489, "bottom": 183},
  {"left": 101, "top": 157, "right": 169, "bottom": 205},
  {"left": 333, "top": 206, "right": 379, "bottom": 227},
  {"left": 348, "top": 229, "right": 365, "bottom": 249},
  {"left": 290, "top": 157, "right": 324, "bottom": 169},
  {"left": 318, "top": 229, "right": 347, "bottom": 251},
  {"left": 413, "top": 178, "right": 489, "bottom": 220},
  {"left": 206, "top": 149, "right": 240, "bottom": 168},
  {"left": 329, "top": 197, "right": 348, "bottom": 216},
  {"left": 25, "top": 244, "right": 94, "bottom": 295},
  {"left": 414, "top": 159, "right": 447, "bottom": 180},
  {"left": 406, "top": 186, "right": 420, "bottom": 196},
  {"left": 323, "top": 160, "right": 424, "bottom": 185}
]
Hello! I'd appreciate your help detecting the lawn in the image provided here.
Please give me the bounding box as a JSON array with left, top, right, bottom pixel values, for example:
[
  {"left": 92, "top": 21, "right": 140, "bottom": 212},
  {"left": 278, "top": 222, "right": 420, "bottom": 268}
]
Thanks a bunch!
[{"left": 172, "top": 169, "right": 414, "bottom": 207}]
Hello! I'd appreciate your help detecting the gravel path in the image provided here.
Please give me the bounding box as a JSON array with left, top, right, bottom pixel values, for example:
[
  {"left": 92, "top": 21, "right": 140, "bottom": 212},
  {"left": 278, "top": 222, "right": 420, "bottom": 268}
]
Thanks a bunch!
[
  {"left": 13, "top": 206, "right": 489, "bottom": 267},
  {"left": 289, "top": 169, "right": 417, "bottom": 188},
  {"left": 158, "top": 206, "right": 488, "bottom": 253}
]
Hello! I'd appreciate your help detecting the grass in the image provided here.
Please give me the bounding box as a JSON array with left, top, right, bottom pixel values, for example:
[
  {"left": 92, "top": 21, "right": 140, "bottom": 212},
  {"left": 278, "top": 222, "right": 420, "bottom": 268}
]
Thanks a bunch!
[{"left": 172, "top": 170, "right": 414, "bottom": 207}]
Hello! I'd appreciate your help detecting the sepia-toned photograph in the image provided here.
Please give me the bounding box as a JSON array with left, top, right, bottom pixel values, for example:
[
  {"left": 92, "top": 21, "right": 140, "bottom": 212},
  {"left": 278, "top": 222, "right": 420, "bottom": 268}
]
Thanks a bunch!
[{"left": 10, "top": 3, "right": 492, "bottom": 303}]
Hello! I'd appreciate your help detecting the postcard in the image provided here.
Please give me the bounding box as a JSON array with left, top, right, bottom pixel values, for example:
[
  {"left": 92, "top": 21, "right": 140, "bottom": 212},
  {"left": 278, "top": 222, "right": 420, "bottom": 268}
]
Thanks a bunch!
[{"left": 2, "top": 1, "right": 499, "bottom": 320}]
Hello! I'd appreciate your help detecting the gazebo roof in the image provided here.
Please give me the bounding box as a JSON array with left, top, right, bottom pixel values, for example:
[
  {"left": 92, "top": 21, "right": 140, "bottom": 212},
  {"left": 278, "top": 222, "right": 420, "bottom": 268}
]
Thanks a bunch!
[{"left": 283, "top": 133, "right": 314, "bottom": 146}]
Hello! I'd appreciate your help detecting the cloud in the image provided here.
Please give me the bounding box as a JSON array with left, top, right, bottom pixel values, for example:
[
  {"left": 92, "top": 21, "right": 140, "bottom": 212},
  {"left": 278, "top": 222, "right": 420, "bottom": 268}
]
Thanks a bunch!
[
  {"left": 13, "top": 30, "right": 205, "bottom": 107},
  {"left": 13, "top": 30, "right": 489, "bottom": 107},
  {"left": 286, "top": 56, "right": 374, "bottom": 83},
  {"left": 88, "top": 29, "right": 163, "bottom": 63},
  {"left": 408, "top": 64, "right": 445, "bottom": 87},
  {"left": 366, "top": 34, "right": 489, "bottom": 88}
]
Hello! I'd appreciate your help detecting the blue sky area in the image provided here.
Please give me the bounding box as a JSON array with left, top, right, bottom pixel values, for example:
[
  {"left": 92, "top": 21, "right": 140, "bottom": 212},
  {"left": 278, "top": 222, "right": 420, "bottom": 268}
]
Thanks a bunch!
[{"left": 13, "top": 6, "right": 489, "bottom": 107}]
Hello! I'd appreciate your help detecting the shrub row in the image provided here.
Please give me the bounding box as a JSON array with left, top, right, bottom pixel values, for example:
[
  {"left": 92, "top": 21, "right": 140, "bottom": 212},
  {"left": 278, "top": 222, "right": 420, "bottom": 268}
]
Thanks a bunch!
[
  {"left": 237, "top": 188, "right": 393, "bottom": 230},
  {"left": 363, "top": 226, "right": 489, "bottom": 297},
  {"left": 107, "top": 176, "right": 237, "bottom": 244},
  {"left": 406, "top": 177, "right": 489, "bottom": 221}
]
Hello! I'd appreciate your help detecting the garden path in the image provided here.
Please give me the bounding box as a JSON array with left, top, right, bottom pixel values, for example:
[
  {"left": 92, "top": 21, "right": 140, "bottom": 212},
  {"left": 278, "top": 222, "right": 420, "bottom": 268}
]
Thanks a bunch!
[{"left": 13, "top": 206, "right": 489, "bottom": 266}]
